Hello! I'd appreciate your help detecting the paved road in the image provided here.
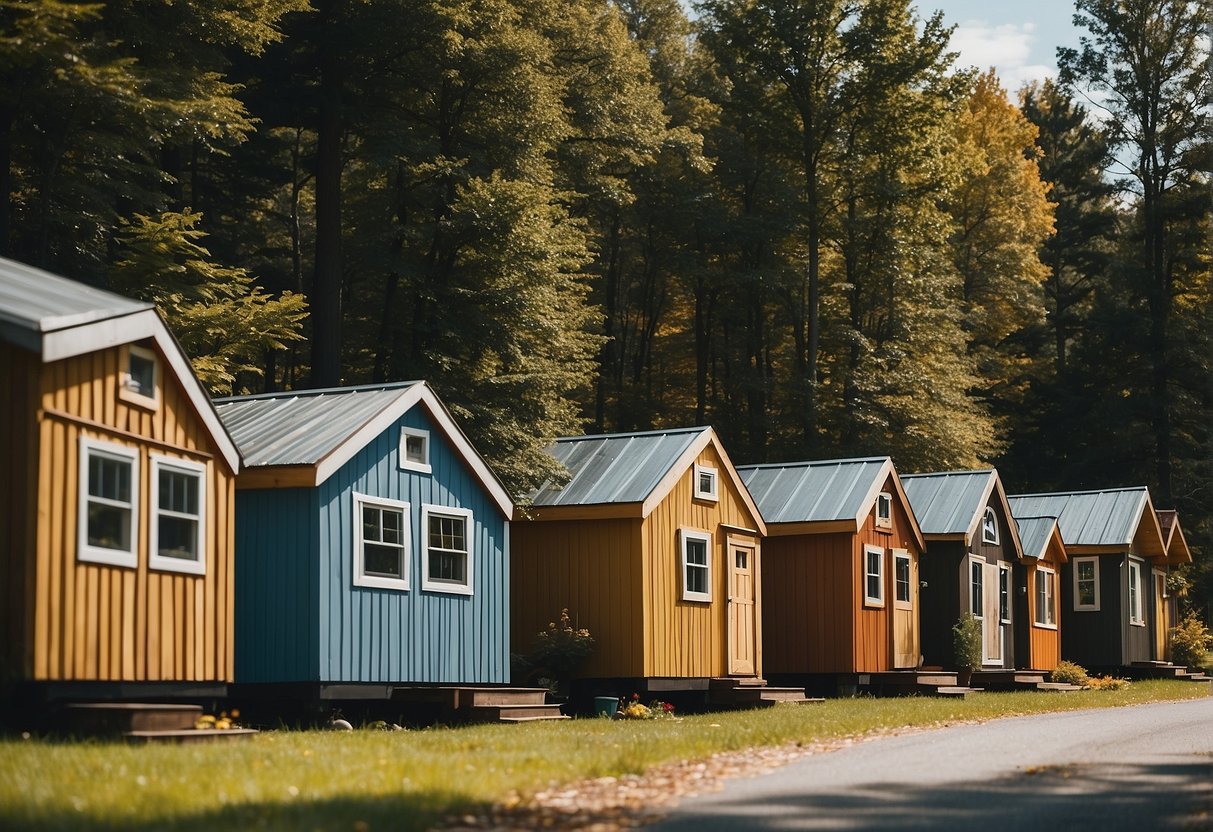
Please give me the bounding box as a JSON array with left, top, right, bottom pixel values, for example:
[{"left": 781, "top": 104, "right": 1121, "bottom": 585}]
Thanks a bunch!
[{"left": 652, "top": 697, "right": 1213, "bottom": 831}]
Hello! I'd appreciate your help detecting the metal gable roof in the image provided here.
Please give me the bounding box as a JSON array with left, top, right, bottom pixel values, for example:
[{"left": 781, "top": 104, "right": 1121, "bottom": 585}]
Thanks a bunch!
[
  {"left": 737, "top": 457, "right": 890, "bottom": 524},
  {"left": 1014, "top": 515, "right": 1060, "bottom": 560},
  {"left": 0, "top": 256, "right": 150, "bottom": 343},
  {"left": 215, "top": 383, "right": 422, "bottom": 467},
  {"left": 529, "top": 427, "right": 707, "bottom": 507},
  {"left": 1007, "top": 487, "right": 1150, "bottom": 548},
  {"left": 901, "top": 470, "right": 996, "bottom": 536}
]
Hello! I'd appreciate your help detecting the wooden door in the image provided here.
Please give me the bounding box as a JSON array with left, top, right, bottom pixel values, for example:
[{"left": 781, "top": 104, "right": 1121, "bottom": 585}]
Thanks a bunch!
[
  {"left": 727, "top": 542, "right": 757, "bottom": 675},
  {"left": 983, "top": 562, "right": 1002, "bottom": 664},
  {"left": 892, "top": 550, "right": 918, "bottom": 668},
  {"left": 1153, "top": 571, "right": 1167, "bottom": 661}
]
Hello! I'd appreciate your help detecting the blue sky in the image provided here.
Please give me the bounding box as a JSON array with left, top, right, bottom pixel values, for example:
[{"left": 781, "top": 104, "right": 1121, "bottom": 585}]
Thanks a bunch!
[{"left": 919, "top": 1, "right": 1085, "bottom": 92}]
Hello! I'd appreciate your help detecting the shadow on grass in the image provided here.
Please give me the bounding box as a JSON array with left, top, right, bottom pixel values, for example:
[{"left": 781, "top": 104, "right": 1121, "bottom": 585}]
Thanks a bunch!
[
  {"left": 0, "top": 790, "right": 484, "bottom": 832},
  {"left": 651, "top": 757, "right": 1213, "bottom": 831}
]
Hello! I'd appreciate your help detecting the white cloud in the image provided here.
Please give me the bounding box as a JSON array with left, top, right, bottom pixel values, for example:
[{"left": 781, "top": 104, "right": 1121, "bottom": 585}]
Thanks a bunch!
[{"left": 949, "top": 20, "right": 1055, "bottom": 92}]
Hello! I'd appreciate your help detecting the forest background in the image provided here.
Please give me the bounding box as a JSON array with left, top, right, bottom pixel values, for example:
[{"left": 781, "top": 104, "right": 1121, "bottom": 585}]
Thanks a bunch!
[{"left": 1, "top": 0, "right": 1209, "bottom": 614}]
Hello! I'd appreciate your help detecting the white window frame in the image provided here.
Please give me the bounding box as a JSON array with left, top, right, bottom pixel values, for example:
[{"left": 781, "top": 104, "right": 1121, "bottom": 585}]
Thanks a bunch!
[
  {"left": 982, "top": 506, "right": 1000, "bottom": 544},
  {"left": 1073, "top": 556, "right": 1101, "bottom": 611},
  {"left": 1034, "top": 566, "right": 1057, "bottom": 629},
  {"left": 119, "top": 343, "right": 160, "bottom": 410},
  {"left": 77, "top": 436, "right": 140, "bottom": 569},
  {"left": 148, "top": 454, "right": 207, "bottom": 575},
  {"left": 998, "top": 563, "right": 1012, "bottom": 623},
  {"left": 893, "top": 550, "right": 912, "bottom": 609},
  {"left": 353, "top": 493, "right": 411, "bottom": 591},
  {"left": 969, "top": 556, "right": 985, "bottom": 619},
  {"left": 679, "top": 528, "right": 713, "bottom": 602},
  {"left": 421, "top": 504, "right": 474, "bottom": 595},
  {"left": 398, "top": 426, "right": 432, "bottom": 474},
  {"left": 863, "top": 544, "right": 885, "bottom": 607},
  {"left": 875, "top": 492, "right": 893, "bottom": 529},
  {"left": 1128, "top": 558, "right": 1144, "bottom": 626},
  {"left": 692, "top": 463, "right": 719, "bottom": 502}
]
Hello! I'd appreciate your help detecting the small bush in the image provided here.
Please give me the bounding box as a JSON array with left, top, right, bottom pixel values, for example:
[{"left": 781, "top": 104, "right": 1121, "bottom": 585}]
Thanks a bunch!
[
  {"left": 1050, "top": 660, "right": 1090, "bottom": 686},
  {"left": 1084, "top": 675, "right": 1129, "bottom": 691},
  {"left": 952, "top": 613, "right": 982, "bottom": 670},
  {"left": 514, "top": 609, "right": 595, "bottom": 695},
  {"left": 1170, "top": 612, "right": 1212, "bottom": 670},
  {"left": 617, "top": 694, "right": 676, "bottom": 720}
]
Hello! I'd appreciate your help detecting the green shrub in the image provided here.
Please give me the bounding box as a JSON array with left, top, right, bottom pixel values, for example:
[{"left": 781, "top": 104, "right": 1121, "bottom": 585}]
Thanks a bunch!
[
  {"left": 1084, "top": 675, "right": 1129, "bottom": 691},
  {"left": 952, "top": 613, "right": 982, "bottom": 670},
  {"left": 513, "top": 609, "right": 595, "bottom": 695},
  {"left": 1170, "top": 612, "right": 1212, "bottom": 670},
  {"left": 1050, "top": 660, "right": 1090, "bottom": 686}
]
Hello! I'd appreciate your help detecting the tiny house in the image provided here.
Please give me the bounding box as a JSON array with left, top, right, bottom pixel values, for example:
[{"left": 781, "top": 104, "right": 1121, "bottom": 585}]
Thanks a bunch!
[
  {"left": 215, "top": 382, "right": 513, "bottom": 692},
  {"left": 511, "top": 427, "right": 767, "bottom": 688},
  {"left": 1007, "top": 488, "right": 1171, "bottom": 669},
  {"left": 901, "top": 470, "right": 1025, "bottom": 670},
  {"left": 0, "top": 257, "right": 242, "bottom": 700},
  {"left": 1009, "top": 515, "right": 1067, "bottom": 671},
  {"left": 1154, "top": 510, "right": 1192, "bottom": 661},
  {"left": 738, "top": 458, "right": 926, "bottom": 676}
]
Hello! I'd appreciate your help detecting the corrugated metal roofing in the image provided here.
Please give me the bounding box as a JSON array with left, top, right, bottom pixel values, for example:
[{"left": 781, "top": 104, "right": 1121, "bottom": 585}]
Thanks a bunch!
[
  {"left": 901, "top": 470, "right": 995, "bottom": 536},
  {"left": 1007, "top": 488, "right": 1149, "bottom": 548},
  {"left": 215, "top": 382, "right": 421, "bottom": 467},
  {"left": 738, "top": 457, "right": 889, "bottom": 524},
  {"left": 1014, "top": 516, "right": 1059, "bottom": 559},
  {"left": 529, "top": 427, "right": 707, "bottom": 506},
  {"left": 0, "top": 255, "right": 150, "bottom": 334}
]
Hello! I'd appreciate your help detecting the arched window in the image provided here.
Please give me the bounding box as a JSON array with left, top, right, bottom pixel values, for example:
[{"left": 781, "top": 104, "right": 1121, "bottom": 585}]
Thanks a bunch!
[{"left": 982, "top": 506, "right": 999, "bottom": 544}]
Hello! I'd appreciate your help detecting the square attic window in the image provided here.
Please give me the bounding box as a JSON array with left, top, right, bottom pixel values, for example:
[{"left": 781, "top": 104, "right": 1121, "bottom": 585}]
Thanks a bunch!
[
  {"left": 693, "top": 463, "right": 719, "bottom": 501},
  {"left": 120, "top": 344, "right": 159, "bottom": 409},
  {"left": 399, "top": 427, "right": 431, "bottom": 474},
  {"left": 875, "top": 492, "right": 893, "bottom": 528}
]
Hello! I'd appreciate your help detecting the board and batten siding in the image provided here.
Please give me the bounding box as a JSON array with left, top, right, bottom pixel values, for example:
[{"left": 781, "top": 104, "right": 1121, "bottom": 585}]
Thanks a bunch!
[
  {"left": 25, "top": 343, "right": 235, "bottom": 682},
  {"left": 917, "top": 541, "right": 965, "bottom": 669},
  {"left": 1060, "top": 553, "right": 1123, "bottom": 668},
  {"left": 233, "top": 488, "right": 319, "bottom": 682},
  {"left": 1024, "top": 559, "right": 1061, "bottom": 671},
  {"left": 760, "top": 531, "right": 854, "bottom": 674},
  {"left": 0, "top": 342, "right": 42, "bottom": 681},
  {"left": 640, "top": 443, "right": 761, "bottom": 679},
  {"left": 313, "top": 406, "right": 508, "bottom": 684},
  {"left": 510, "top": 518, "right": 644, "bottom": 678},
  {"left": 852, "top": 474, "right": 920, "bottom": 673}
]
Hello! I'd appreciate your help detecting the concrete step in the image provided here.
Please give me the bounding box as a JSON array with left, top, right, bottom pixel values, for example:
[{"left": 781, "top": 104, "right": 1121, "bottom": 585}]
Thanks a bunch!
[
  {"left": 1036, "top": 682, "right": 1084, "bottom": 691},
  {"left": 62, "top": 703, "right": 203, "bottom": 736},
  {"left": 934, "top": 686, "right": 982, "bottom": 698},
  {"left": 124, "top": 728, "right": 258, "bottom": 744},
  {"left": 466, "top": 703, "right": 566, "bottom": 722},
  {"left": 498, "top": 714, "right": 572, "bottom": 723},
  {"left": 868, "top": 672, "right": 959, "bottom": 687}
]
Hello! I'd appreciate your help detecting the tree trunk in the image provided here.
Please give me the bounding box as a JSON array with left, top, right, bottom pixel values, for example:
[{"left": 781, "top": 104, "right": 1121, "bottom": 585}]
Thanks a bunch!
[{"left": 1142, "top": 167, "right": 1172, "bottom": 504}]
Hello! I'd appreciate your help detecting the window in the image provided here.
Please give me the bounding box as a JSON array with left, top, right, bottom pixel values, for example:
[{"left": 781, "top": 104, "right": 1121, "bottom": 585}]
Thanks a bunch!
[
  {"left": 982, "top": 507, "right": 1000, "bottom": 544},
  {"left": 680, "top": 529, "right": 712, "bottom": 602},
  {"left": 998, "top": 564, "right": 1011, "bottom": 622},
  {"left": 421, "top": 505, "right": 473, "bottom": 594},
  {"left": 77, "top": 437, "right": 139, "bottom": 568},
  {"left": 1128, "top": 560, "right": 1143, "bottom": 626},
  {"left": 875, "top": 492, "right": 892, "bottom": 528},
  {"left": 1034, "top": 567, "right": 1057, "bottom": 627},
  {"left": 399, "top": 427, "right": 431, "bottom": 474},
  {"left": 894, "top": 553, "right": 911, "bottom": 604},
  {"left": 119, "top": 344, "right": 159, "bottom": 409},
  {"left": 1073, "top": 557, "right": 1100, "bottom": 610},
  {"left": 864, "top": 545, "right": 885, "bottom": 606},
  {"left": 693, "top": 464, "right": 718, "bottom": 502},
  {"left": 353, "top": 493, "right": 411, "bottom": 590},
  {"left": 149, "top": 455, "right": 206, "bottom": 575},
  {"left": 970, "top": 559, "right": 984, "bottom": 618}
]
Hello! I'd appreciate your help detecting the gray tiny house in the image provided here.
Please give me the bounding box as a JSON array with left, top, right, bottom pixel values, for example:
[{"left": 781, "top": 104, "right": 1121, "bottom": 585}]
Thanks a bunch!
[
  {"left": 1007, "top": 488, "right": 1181, "bottom": 670},
  {"left": 902, "top": 470, "right": 1025, "bottom": 670}
]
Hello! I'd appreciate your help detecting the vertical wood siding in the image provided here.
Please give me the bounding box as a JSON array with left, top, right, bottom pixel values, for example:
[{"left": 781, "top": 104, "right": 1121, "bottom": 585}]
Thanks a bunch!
[
  {"left": 640, "top": 444, "right": 762, "bottom": 678},
  {"left": 1060, "top": 553, "right": 1123, "bottom": 667},
  {"left": 969, "top": 498, "right": 1016, "bottom": 668},
  {"left": 918, "top": 543, "right": 964, "bottom": 668},
  {"left": 0, "top": 342, "right": 41, "bottom": 681},
  {"left": 310, "top": 406, "right": 508, "bottom": 684},
  {"left": 1024, "top": 560, "right": 1061, "bottom": 671},
  {"left": 28, "top": 344, "right": 235, "bottom": 682},
  {"left": 510, "top": 518, "right": 643, "bottom": 678},
  {"left": 760, "top": 532, "right": 854, "bottom": 674}
]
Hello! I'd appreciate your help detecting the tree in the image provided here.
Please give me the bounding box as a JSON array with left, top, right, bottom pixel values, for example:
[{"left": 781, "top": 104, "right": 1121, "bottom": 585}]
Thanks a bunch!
[{"left": 1059, "top": 0, "right": 1211, "bottom": 504}]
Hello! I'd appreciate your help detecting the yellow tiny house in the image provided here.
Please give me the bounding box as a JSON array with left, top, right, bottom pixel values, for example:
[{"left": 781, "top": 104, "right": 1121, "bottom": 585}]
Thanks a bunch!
[
  {"left": 511, "top": 427, "right": 767, "bottom": 688},
  {"left": 0, "top": 258, "right": 241, "bottom": 699}
]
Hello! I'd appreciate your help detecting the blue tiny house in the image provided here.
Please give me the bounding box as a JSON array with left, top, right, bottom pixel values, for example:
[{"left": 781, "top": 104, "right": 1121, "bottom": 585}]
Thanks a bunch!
[{"left": 215, "top": 383, "right": 514, "bottom": 690}]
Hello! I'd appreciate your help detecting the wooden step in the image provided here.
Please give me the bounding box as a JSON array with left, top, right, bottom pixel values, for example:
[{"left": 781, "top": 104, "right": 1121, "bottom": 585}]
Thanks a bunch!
[
  {"left": 466, "top": 703, "right": 566, "bottom": 722},
  {"left": 498, "top": 714, "right": 572, "bottom": 723},
  {"left": 124, "top": 728, "right": 258, "bottom": 744},
  {"left": 1036, "top": 682, "right": 1083, "bottom": 692},
  {"left": 934, "top": 686, "right": 980, "bottom": 698},
  {"left": 62, "top": 703, "right": 203, "bottom": 735},
  {"left": 459, "top": 688, "right": 550, "bottom": 708},
  {"left": 709, "top": 676, "right": 768, "bottom": 689},
  {"left": 867, "top": 671, "right": 959, "bottom": 687}
]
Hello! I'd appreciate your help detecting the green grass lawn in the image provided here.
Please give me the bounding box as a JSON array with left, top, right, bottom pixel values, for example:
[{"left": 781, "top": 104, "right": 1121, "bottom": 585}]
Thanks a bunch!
[{"left": 0, "top": 680, "right": 1207, "bottom": 832}]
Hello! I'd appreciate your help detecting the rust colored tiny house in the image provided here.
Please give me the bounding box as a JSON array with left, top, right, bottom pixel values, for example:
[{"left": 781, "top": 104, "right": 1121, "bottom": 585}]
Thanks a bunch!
[
  {"left": 0, "top": 258, "right": 241, "bottom": 702},
  {"left": 1154, "top": 510, "right": 1191, "bottom": 662},
  {"left": 1009, "top": 516, "right": 1067, "bottom": 671},
  {"left": 902, "top": 470, "right": 1026, "bottom": 670},
  {"left": 511, "top": 427, "right": 767, "bottom": 689},
  {"left": 738, "top": 458, "right": 926, "bottom": 676}
]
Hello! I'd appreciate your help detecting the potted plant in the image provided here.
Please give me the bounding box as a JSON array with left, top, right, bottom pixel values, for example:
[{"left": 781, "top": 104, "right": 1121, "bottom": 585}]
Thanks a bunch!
[{"left": 952, "top": 613, "right": 982, "bottom": 686}]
